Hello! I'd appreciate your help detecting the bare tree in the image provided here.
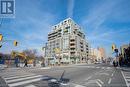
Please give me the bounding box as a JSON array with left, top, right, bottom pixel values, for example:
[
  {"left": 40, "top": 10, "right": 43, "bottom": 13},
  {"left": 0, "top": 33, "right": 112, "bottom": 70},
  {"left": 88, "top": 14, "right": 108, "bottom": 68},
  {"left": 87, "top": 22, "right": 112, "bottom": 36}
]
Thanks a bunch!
[{"left": 23, "top": 49, "right": 37, "bottom": 60}]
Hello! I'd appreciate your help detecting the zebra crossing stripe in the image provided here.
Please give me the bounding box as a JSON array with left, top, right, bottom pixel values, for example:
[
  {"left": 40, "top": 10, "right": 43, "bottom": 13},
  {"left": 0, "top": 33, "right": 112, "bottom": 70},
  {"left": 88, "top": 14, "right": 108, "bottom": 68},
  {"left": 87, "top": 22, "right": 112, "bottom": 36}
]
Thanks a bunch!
[
  {"left": 96, "top": 67, "right": 100, "bottom": 68},
  {"left": 25, "top": 84, "right": 36, "bottom": 87},
  {"left": 8, "top": 77, "right": 42, "bottom": 87},
  {"left": 126, "top": 79, "right": 130, "bottom": 81},
  {"left": 6, "top": 75, "right": 42, "bottom": 83},
  {"left": 121, "top": 71, "right": 129, "bottom": 87},
  {"left": 2, "top": 72, "right": 30, "bottom": 78},
  {"left": 126, "top": 77, "right": 130, "bottom": 79},
  {"left": 4, "top": 74, "right": 35, "bottom": 80}
]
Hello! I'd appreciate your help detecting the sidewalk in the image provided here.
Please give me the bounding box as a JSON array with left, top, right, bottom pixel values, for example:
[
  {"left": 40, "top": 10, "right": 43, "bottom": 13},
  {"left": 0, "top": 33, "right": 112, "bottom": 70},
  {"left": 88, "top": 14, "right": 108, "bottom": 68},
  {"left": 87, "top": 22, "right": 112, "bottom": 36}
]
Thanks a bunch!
[{"left": 0, "top": 63, "right": 91, "bottom": 70}]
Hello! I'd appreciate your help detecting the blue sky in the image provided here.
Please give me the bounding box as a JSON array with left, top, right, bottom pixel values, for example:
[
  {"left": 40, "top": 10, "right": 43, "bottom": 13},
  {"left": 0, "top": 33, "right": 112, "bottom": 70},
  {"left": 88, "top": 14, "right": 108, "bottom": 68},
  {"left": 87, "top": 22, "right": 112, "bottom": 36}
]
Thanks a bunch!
[{"left": 0, "top": 0, "right": 130, "bottom": 56}]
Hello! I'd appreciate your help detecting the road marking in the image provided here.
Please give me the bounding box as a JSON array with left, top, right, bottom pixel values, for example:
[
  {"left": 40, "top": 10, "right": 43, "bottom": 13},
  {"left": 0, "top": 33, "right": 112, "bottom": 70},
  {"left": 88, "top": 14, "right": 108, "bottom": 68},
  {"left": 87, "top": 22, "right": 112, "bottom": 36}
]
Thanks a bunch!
[
  {"left": 126, "top": 79, "right": 130, "bottom": 81},
  {"left": 6, "top": 75, "right": 42, "bottom": 83},
  {"left": 96, "top": 73, "right": 109, "bottom": 76},
  {"left": 85, "top": 79, "right": 103, "bottom": 87},
  {"left": 8, "top": 77, "right": 42, "bottom": 87},
  {"left": 106, "top": 67, "right": 111, "bottom": 69},
  {"left": 85, "top": 76, "right": 92, "bottom": 81},
  {"left": 126, "top": 77, "right": 130, "bottom": 79},
  {"left": 108, "top": 78, "right": 111, "bottom": 84},
  {"left": 121, "top": 71, "right": 129, "bottom": 87},
  {"left": 40, "top": 67, "right": 51, "bottom": 69},
  {"left": 101, "top": 67, "right": 105, "bottom": 69},
  {"left": 71, "top": 83, "right": 85, "bottom": 87},
  {"left": 111, "top": 71, "right": 115, "bottom": 77},
  {"left": 96, "top": 81, "right": 102, "bottom": 87},
  {"left": 97, "top": 79, "right": 104, "bottom": 84},
  {"left": 25, "top": 84, "right": 36, "bottom": 87},
  {"left": 4, "top": 74, "right": 35, "bottom": 80},
  {"left": 75, "top": 85, "right": 86, "bottom": 87}
]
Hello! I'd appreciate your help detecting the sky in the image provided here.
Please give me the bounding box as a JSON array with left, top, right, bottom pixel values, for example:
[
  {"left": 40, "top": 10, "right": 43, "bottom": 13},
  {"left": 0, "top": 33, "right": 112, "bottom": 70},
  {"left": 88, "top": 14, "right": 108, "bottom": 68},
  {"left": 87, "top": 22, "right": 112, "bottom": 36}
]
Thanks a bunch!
[{"left": 0, "top": 0, "right": 130, "bottom": 57}]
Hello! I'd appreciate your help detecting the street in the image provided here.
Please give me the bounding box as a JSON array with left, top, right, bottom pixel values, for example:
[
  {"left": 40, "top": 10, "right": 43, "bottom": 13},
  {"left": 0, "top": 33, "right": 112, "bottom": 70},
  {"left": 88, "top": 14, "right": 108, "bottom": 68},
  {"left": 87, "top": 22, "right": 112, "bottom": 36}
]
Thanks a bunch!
[{"left": 0, "top": 63, "right": 129, "bottom": 87}]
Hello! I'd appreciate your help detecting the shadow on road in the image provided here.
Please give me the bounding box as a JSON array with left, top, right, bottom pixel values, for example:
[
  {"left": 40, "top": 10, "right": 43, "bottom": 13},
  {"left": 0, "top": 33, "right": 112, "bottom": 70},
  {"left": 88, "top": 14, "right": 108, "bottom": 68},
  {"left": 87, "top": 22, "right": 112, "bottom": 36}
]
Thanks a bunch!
[{"left": 41, "top": 70, "right": 70, "bottom": 87}]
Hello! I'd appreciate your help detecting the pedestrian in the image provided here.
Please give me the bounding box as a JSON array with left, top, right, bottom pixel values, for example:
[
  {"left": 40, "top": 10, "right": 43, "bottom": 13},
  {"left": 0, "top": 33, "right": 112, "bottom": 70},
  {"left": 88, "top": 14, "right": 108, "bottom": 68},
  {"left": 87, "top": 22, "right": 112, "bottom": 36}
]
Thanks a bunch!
[
  {"left": 24, "top": 59, "right": 28, "bottom": 67},
  {"left": 119, "top": 54, "right": 123, "bottom": 67},
  {"left": 113, "top": 60, "right": 116, "bottom": 67},
  {"left": 33, "top": 59, "right": 36, "bottom": 67},
  {"left": 15, "top": 57, "right": 19, "bottom": 67},
  {"left": 116, "top": 61, "right": 118, "bottom": 67}
]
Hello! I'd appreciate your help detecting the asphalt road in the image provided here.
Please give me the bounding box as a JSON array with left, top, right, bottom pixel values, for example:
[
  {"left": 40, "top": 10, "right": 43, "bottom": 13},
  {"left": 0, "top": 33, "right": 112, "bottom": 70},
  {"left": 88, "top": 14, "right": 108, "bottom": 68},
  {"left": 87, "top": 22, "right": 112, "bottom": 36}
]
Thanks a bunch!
[{"left": 0, "top": 63, "right": 129, "bottom": 87}]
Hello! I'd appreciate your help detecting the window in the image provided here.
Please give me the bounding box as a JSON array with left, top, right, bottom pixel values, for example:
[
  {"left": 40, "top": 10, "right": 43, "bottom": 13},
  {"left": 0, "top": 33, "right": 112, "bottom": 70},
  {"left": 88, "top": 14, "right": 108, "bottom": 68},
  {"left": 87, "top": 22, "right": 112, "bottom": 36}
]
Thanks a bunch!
[{"left": 63, "top": 38, "right": 69, "bottom": 50}]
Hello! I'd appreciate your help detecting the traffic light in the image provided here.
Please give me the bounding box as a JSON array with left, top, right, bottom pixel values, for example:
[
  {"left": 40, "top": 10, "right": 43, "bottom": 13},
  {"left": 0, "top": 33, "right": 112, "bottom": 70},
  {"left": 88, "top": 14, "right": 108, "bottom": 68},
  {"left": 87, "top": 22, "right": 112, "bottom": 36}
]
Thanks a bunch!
[
  {"left": 0, "top": 45, "right": 1, "bottom": 48},
  {"left": 112, "top": 44, "right": 116, "bottom": 52},
  {"left": 14, "top": 40, "right": 18, "bottom": 46},
  {"left": 0, "top": 34, "right": 3, "bottom": 41}
]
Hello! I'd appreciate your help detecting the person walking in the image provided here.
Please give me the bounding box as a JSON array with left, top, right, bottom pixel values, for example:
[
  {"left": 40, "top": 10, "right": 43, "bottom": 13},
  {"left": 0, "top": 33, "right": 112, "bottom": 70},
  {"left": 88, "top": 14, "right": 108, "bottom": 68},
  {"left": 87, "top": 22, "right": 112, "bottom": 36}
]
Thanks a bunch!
[
  {"left": 24, "top": 59, "right": 28, "bottom": 67},
  {"left": 15, "top": 57, "right": 19, "bottom": 67},
  {"left": 33, "top": 59, "right": 36, "bottom": 67}
]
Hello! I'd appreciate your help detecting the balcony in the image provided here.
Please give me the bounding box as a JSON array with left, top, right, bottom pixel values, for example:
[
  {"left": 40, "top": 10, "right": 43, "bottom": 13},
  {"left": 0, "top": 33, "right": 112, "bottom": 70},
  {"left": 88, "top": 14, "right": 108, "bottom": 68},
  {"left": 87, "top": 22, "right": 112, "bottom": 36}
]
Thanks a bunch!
[{"left": 70, "top": 45, "right": 75, "bottom": 48}]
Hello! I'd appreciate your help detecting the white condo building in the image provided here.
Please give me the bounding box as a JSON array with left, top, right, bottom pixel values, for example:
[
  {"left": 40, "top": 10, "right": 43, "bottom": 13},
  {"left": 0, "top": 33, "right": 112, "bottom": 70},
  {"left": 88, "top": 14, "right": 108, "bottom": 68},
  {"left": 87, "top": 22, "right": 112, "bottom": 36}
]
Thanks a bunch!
[{"left": 45, "top": 18, "right": 89, "bottom": 65}]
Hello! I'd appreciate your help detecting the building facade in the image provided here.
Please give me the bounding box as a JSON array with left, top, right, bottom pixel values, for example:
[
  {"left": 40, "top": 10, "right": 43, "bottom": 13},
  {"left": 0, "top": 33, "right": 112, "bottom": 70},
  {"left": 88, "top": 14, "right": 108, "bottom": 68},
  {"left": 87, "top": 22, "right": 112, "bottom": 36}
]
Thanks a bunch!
[
  {"left": 45, "top": 18, "right": 89, "bottom": 64},
  {"left": 98, "top": 47, "right": 106, "bottom": 59},
  {"left": 89, "top": 47, "right": 106, "bottom": 63}
]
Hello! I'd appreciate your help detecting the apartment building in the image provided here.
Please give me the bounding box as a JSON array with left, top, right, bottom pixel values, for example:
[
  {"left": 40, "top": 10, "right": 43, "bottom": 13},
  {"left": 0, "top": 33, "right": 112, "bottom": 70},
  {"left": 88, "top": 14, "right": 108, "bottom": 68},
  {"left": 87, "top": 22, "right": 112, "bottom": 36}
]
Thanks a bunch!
[{"left": 45, "top": 18, "right": 89, "bottom": 64}]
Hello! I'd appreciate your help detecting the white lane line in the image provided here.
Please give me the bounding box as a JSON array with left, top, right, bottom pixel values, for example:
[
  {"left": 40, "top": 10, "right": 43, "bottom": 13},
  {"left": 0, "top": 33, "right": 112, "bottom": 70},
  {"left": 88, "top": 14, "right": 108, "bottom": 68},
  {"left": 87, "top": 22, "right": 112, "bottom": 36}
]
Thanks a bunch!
[
  {"left": 71, "top": 83, "right": 85, "bottom": 87},
  {"left": 40, "top": 67, "right": 51, "bottom": 69},
  {"left": 126, "top": 77, "right": 130, "bottom": 79},
  {"left": 4, "top": 74, "right": 35, "bottom": 80},
  {"left": 121, "top": 71, "right": 129, "bottom": 87},
  {"left": 85, "top": 76, "right": 92, "bottom": 81},
  {"left": 2, "top": 73, "right": 28, "bottom": 78},
  {"left": 7, "top": 75, "right": 42, "bottom": 83},
  {"left": 75, "top": 85, "right": 86, "bottom": 87},
  {"left": 101, "top": 67, "right": 105, "bottom": 69},
  {"left": 97, "top": 79, "right": 104, "bottom": 84},
  {"left": 111, "top": 71, "right": 115, "bottom": 77},
  {"left": 106, "top": 67, "right": 111, "bottom": 69},
  {"left": 96, "top": 73, "right": 109, "bottom": 76},
  {"left": 8, "top": 78, "right": 42, "bottom": 87},
  {"left": 108, "top": 78, "right": 111, "bottom": 84},
  {"left": 25, "top": 84, "right": 36, "bottom": 87},
  {"left": 96, "top": 81, "right": 102, "bottom": 87},
  {"left": 126, "top": 79, "right": 130, "bottom": 81},
  {"left": 96, "top": 67, "right": 100, "bottom": 68}
]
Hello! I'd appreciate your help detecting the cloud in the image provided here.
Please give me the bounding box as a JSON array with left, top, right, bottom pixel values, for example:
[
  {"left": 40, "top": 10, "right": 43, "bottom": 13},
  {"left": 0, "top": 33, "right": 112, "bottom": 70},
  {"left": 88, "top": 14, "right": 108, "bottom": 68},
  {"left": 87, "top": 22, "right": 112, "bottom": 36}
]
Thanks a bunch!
[
  {"left": 82, "top": 0, "right": 122, "bottom": 34},
  {"left": 67, "top": 0, "right": 75, "bottom": 18}
]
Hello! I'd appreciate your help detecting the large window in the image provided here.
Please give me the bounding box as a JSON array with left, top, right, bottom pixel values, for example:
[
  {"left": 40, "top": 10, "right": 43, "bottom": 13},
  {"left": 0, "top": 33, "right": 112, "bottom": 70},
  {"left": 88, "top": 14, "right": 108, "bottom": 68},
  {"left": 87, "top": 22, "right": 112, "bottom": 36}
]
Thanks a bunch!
[{"left": 63, "top": 38, "right": 69, "bottom": 50}]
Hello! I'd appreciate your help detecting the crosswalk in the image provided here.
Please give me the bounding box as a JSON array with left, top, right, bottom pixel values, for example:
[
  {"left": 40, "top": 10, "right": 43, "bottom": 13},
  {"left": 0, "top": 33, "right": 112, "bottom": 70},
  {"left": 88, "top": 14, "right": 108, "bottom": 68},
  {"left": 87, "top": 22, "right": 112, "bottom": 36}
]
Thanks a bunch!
[
  {"left": 0, "top": 70, "right": 49, "bottom": 87},
  {"left": 121, "top": 70, "right": 130, "bottom": 87},
  {"left": 75, "top": 66, "right": 112, "bottom": 70}
]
